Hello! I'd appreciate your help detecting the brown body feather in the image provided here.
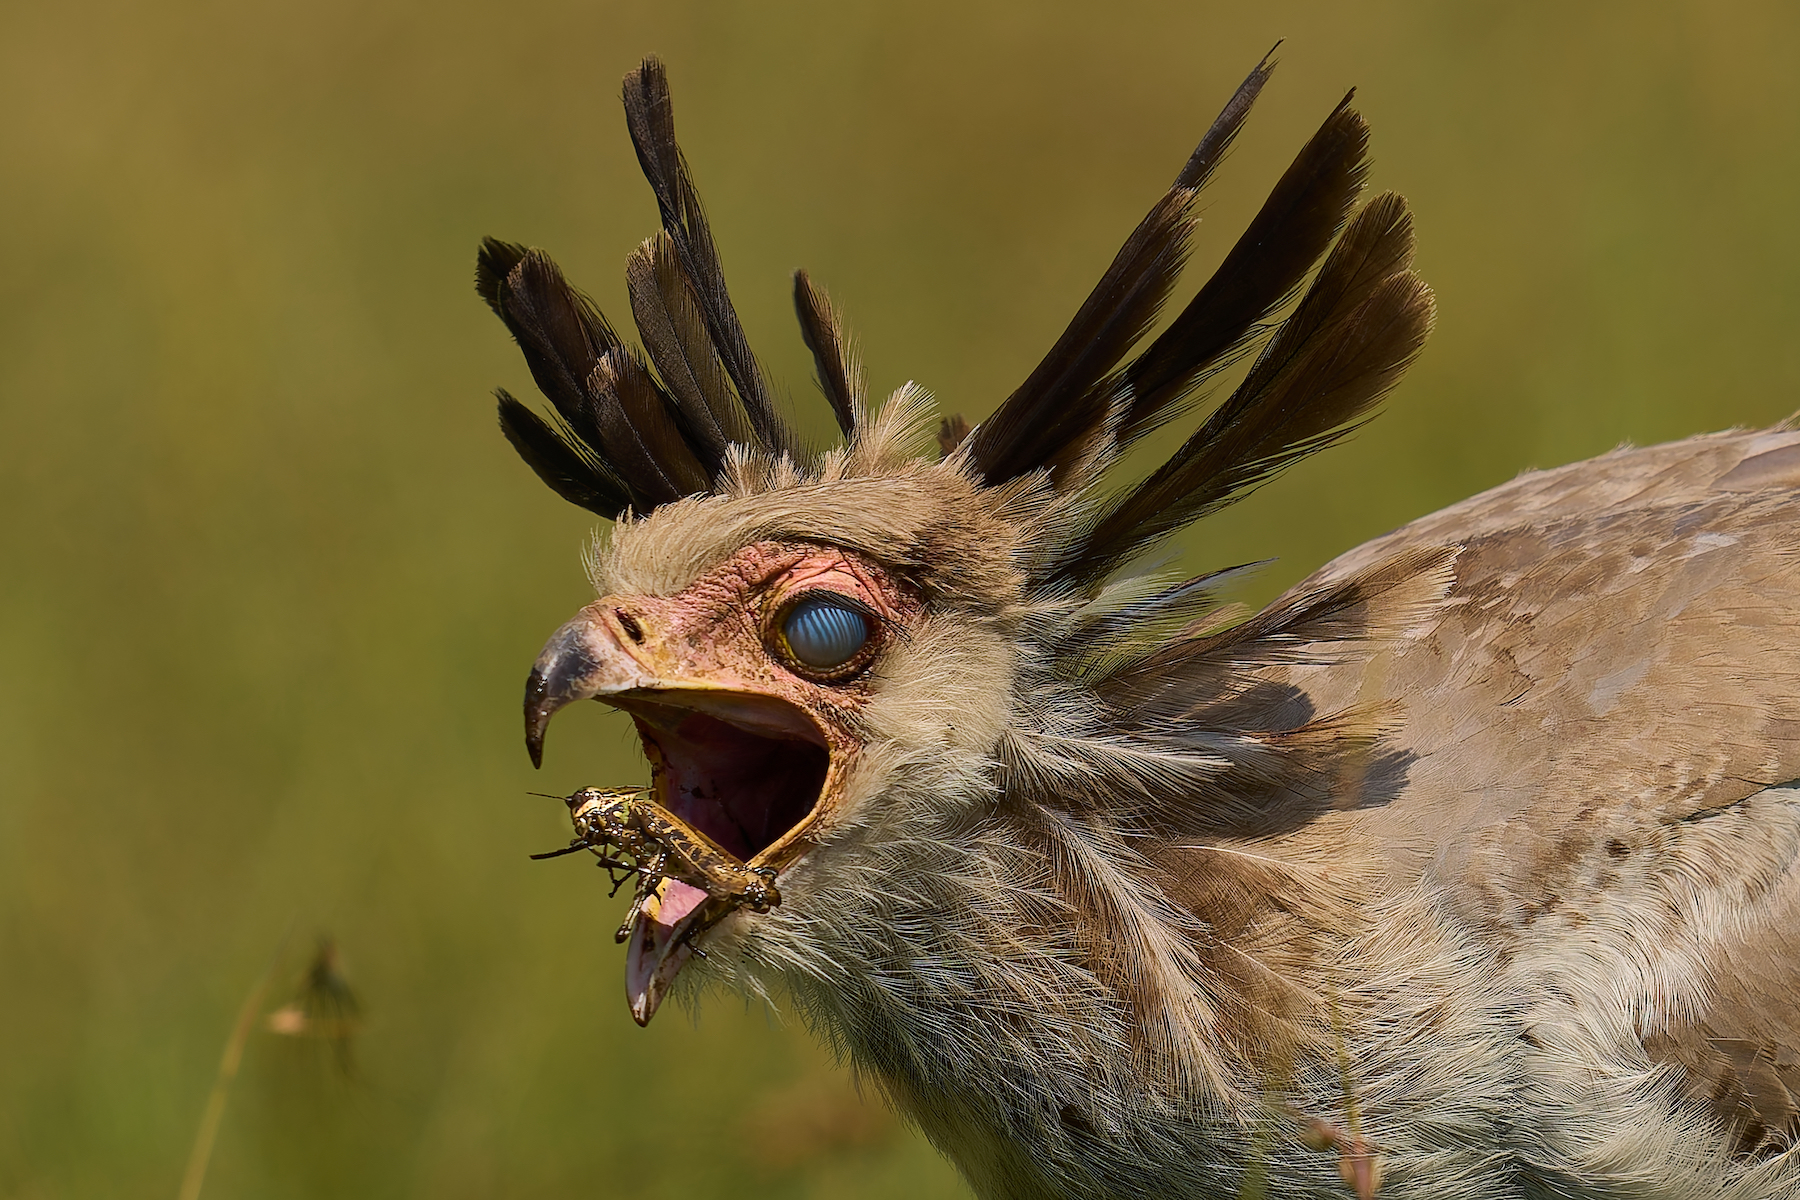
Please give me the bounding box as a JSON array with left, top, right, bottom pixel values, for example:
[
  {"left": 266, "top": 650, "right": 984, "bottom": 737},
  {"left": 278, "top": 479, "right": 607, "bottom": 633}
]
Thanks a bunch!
[
  {"left": 1296, "top": 428, "right": 1800, "bottom": 1159},
  {"left": 1163, "top": 427, "right": 1800, "bottom": 1160}
]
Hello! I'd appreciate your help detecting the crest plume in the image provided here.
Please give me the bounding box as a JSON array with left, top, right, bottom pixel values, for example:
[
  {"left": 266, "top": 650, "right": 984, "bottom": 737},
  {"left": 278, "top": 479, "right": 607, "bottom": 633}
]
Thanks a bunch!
[{"left": 479, "top": 51, "right": 1434, "bottom": 594}]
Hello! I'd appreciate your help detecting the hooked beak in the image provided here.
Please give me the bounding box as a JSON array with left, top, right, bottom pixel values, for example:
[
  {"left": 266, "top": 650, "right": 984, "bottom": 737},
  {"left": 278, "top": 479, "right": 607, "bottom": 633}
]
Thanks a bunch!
[{"left": 525, "top": 609, "right": 645, "bottom": 768}]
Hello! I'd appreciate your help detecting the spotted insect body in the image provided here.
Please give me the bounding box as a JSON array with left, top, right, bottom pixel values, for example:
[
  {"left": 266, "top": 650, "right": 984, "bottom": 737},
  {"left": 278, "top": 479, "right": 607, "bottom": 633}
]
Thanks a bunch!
[{"left": 535, "top": 787, "right": 782, "bottom": 921}]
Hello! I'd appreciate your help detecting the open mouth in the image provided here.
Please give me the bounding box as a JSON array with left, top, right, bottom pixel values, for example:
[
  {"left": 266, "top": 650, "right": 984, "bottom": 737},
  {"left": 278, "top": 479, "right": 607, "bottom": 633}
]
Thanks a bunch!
[
  {"left": 621, "top": 702, "right": 829, "bottom": 865},
  {"left": 599, "top": 690, "right": 832, "bottom": 1025},
  {"left": 612, "top": 691, "right": 831, "bottom": 865}
]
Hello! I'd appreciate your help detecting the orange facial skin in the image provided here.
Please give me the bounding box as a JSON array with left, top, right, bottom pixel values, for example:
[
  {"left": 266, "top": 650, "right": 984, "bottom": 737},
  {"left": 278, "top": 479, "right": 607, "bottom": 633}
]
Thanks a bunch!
[{"left": 524, "top": 540, "right": 921, "bottom": 1021}]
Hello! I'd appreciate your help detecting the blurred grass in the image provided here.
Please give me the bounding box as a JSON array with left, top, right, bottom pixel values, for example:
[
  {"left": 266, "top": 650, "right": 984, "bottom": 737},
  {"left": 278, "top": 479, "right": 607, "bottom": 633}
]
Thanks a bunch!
[{"left": 3, "top": 1, "right": 1799, "bottom": 1196}]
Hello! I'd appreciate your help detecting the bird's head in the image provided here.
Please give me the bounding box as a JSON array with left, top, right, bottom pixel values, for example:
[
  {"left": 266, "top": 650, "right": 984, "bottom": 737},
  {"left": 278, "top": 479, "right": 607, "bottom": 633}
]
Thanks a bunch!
[
  {"left": 481, "top": 56, "right": 1434, "bottom": 1028},
  {"left": 524, "top": 436, "right": 1037, "bottom": 1022}
]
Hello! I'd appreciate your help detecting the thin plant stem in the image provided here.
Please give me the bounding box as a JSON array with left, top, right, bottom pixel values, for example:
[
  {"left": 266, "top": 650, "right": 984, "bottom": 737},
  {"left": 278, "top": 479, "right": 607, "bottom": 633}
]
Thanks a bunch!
[{"left": 177, "top": 932, "right": 291, "bottom": 1200}]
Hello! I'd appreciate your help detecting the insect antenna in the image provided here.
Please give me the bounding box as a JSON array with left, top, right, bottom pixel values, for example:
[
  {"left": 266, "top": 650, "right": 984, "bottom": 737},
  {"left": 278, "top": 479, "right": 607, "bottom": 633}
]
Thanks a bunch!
[{"left": 529, "top": 842, "right": 591, "bottom": 861}]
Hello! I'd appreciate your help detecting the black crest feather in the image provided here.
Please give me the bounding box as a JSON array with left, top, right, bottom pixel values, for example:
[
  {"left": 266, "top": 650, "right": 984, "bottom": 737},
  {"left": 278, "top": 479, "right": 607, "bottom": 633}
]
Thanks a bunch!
[
  {"left": 495, "top": 389, "right": 631, "bottom": 517},
  {"left": 1117, "top": 91, "right": 1370, "bottom": 447},
  {"left": 620, "top": 59, "right": 798, "bottom": 458},
  {"left": 625, "top": 230, "right": 751, "bottom": 474},
  {"left": 1055, "top": 191, "right": 1432, "bottom": 587},
  {"left": 484, "top": 245, "right": 710, "bottom": 513},
  {"left": 966, "top": 51, "right": 1279, "bottom": 490},
  {"left": 793, "top": 269, "right": 859, "bottom": 436}
]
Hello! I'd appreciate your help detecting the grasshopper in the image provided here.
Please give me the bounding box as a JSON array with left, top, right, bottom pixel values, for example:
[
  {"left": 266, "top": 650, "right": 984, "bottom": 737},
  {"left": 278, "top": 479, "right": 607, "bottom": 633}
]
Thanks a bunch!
[{"left": 531, "top": 788, "right": 782, "bottom": 940}]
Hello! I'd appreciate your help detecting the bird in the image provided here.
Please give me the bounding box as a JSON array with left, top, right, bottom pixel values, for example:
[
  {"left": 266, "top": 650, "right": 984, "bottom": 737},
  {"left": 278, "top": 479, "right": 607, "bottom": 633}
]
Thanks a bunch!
[{"left": 475, "top": 52, "right": 1800, "bottom": 1200}]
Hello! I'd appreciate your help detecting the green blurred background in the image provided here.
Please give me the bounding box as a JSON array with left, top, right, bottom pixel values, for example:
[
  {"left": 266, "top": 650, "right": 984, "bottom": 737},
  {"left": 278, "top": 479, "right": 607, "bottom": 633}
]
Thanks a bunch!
[{"left": 4, "top": 1, "right": 1799, "bottom": 1196}]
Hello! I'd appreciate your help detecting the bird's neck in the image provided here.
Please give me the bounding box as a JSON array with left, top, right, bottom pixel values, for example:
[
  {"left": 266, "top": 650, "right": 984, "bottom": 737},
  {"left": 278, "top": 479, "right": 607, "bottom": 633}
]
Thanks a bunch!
[
  {"left": 752, "top": 790, "right": 1517, "bottom": 1199},
  {"left": 765, "top": 798, "right": 1333, "bottom": 1197}
]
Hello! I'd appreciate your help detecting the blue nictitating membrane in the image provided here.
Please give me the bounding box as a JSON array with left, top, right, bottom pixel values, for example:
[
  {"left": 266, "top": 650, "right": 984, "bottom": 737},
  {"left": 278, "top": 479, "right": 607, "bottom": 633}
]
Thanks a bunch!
[{"left": 783, "top": 597, "right": 870, "bottom": 669}]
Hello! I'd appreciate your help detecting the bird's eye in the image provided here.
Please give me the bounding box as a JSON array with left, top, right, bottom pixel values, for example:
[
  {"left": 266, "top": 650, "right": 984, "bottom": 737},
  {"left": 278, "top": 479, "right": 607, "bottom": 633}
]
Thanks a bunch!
[{"left": 779, "top": 594, "right": 872, "bottom": 672}]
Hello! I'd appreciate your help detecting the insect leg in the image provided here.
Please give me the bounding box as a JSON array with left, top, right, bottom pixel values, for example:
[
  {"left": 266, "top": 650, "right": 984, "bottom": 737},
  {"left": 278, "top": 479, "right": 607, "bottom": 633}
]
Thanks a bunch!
[{"left": 615, "top": 887, "right": 650, "bottom": 944}]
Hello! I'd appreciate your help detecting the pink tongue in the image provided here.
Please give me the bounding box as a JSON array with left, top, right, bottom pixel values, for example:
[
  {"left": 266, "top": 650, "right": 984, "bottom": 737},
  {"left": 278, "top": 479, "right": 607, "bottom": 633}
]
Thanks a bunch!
[
  {"left": 624, "top": 879, "right": 712, "bottom": 1026},
  {"left": 657, "top": 879, "right": 708, "bottom": 927}
]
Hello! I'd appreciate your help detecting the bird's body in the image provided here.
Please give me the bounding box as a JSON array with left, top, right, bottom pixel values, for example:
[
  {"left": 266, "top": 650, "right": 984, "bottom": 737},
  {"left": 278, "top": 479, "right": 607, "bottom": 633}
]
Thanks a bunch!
[{"left": 480, "top": 56, "right": 1800, "bottom": 1200}]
